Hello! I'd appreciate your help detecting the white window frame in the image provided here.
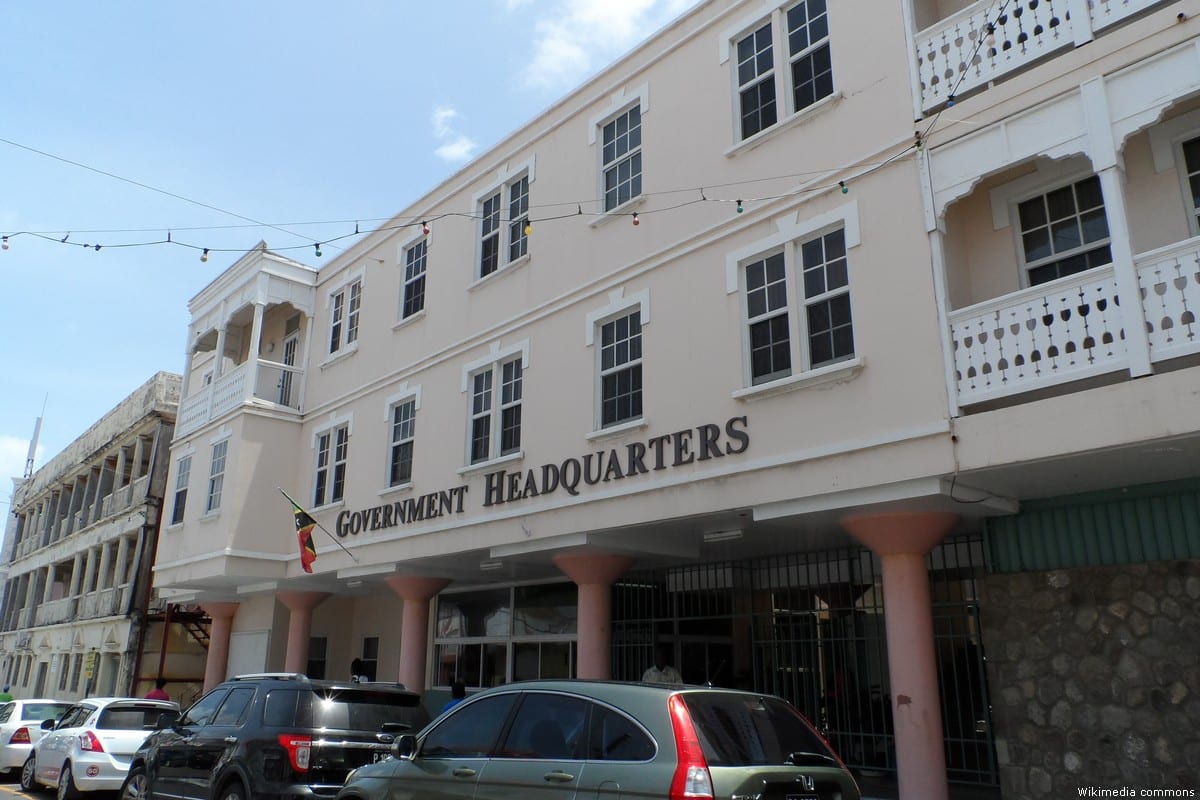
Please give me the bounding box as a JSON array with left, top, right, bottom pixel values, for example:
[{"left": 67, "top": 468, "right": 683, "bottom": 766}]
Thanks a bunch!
[
  {"left": 726, "top": 201, "right": 864, "bottom": 399},
  {"left": 1148, "top": 110, "right": 1200, "bottom": 237},
  {"left": 599, "top": 104, "right": 643, "bottom": 213},
  {"left": 720, "top": 0, "right": 837, "bottom": 147},
  {"left": 399, "top": 233, "right": 429, "bottom": 322},
  {"left": 170, "top": 454, "right": 192, "bottom": 526},
  {"left": 205, "top": 435, "right": 230, "bottom": 515},
  {"left": 473, "top": 158, "right": 536, "bottom": 282},
  {"left": 312, "top": 414, "right": 353, "bottom": 508},
  {"left": 588, "top": 85, "right": 649, "bottom": 224},
  {"left": 585, "top": 288, "right": 651, "bottom": 434},
  {"left": 383, "top": 383, "right": 422, "bottom": 490},
  {"left": 327, "top": 272, "right": 364, "bottom": 357},
  {"left": 459, "top": 341, "right": 530, "bottom": 470}
]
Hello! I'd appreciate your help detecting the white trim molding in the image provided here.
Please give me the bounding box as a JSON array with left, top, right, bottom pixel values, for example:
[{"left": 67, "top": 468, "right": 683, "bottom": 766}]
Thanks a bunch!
[
  {"left": 584, "top": 287, "right": 651, "bottom": 346},
  {"left": 725, "top": 199, "right": 860, "bottom": 293}
]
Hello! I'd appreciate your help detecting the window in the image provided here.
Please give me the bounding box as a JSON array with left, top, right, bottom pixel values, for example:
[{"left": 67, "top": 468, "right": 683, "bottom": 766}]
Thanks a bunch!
[
  {"left": 478, "top": 174, "right": 531, "bottom": 279},
  {"left": 57, "top": 654, "right": 69, "bottom": 692},
  {"left": 599, "top": 311, "right": 643, "bottom": 427},
  {"left": 496, "top": 693, "right": 588, "bottom": 759},
  {"left": 70, "top": 654, "right": 83, "bottom": 692},
  {"left": 212, "top": 687, "right": 256, "bottom": 726},
  {"left": 1183, "top": 136, "right": 1200, "bottom": 231},
  {"left": 1016, "top": 175, "right": 1111, "bottom": 286},
  {"left": 206, "top": 440, "right": 227, "bottom": 513},
  {"left": 468, "top": 357, "right": 522, "bottom": 464},
  {"left": 585, "top": 704, "right": 656, "bottom": 761},
  {"left": 602, "top": 105, "right": 642, "bottom": 211},
  {"left": 421, "top": 694, "right": 518, "bottom": 758},
  {"left": 179, "top": 689, "right": 229, "bottom": 727},
  {"left": 730, "top": 0, "right": 833, "bottom": 142},
  {"left": 314, "top": 424, "right": 349, "bottom": 506},
  {"left": 401, "top": 239, "right": 427, "bottom": 319},
  {"left": 739, "top": 226, "right": 855, "bottom": 386},
  {"left": 307, "top": 637, "right": 327, "bottom": 680},
  {"left": 388, "top": 398, "right": 417, "bottom": 486},
  {"left": 360, "top": 637, "right": 379, "bottom": 682},
  {"left": 329, "top": 279, "right": 362, "bottom": 353},
  {"left": 170, "top": 455, "right": 191, "bottom": 525}
]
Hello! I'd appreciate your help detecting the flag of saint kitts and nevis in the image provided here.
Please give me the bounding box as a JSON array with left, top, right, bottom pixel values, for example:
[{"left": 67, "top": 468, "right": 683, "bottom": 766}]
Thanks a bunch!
[{"left": 292, "top": 502, "right": 318, "bottom": 573}]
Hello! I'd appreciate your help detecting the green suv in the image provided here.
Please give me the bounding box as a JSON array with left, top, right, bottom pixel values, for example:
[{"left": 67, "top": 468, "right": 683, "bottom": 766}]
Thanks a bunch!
[{"left": 335, "top": 680, "right": 860, "bottom": 800}]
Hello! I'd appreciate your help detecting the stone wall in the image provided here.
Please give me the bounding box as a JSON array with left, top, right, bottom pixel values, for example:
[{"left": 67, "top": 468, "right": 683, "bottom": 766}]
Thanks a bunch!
[{"left": 979, "top": 561, "right": 1200, "bottom": 798}]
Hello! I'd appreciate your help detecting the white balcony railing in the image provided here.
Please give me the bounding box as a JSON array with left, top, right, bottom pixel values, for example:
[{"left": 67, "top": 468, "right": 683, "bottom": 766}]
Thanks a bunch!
[
  {"left": 950, "top": 236, "right": 1200, "bottom": 405},
  {"left": 34, "top": 597, "right": 77, "bottom": 626},
  {"left": 914, "top": 0, "right": 1169, "bottom": 111},
  {"left": 176, "top": 358, "right": 303, "bottom": 437}
]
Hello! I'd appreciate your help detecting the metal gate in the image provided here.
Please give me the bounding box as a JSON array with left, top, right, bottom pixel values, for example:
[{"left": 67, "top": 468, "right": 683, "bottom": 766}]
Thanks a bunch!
[{"left": 611, "top": 534, "right": 998, "bottom": 786}]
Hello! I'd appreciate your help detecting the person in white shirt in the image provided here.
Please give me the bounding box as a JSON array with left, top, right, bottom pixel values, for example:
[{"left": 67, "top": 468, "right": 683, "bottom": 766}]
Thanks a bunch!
[{"left": 641, "top": 647, "right": 682, "bottom": 683}]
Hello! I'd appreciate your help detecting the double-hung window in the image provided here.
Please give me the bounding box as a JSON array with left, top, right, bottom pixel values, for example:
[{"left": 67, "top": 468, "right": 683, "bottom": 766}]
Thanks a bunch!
[
  {"left": 401, "top": 239, "right": 427, "bottom": 319},
  {"left": 601, "top": 105, "right": 642, "bottom": 211},
  {"left": 1182, "top": 136, "right": 1200, "bottom": 231},
  {"left": 730, "top": 0, "right": 833, "bottom": 142},
  {"left": 740, "top": 226, "right": 855, "bottom": 387},
  {"left": 329, "top": 279, "right": 362, "bottom": 353},
  {"left": 314, "top": 424, "right": 349, "bottom": 506},
  {"left": 388, "top": 398, "right": 417, "bottom": 486},
  {"left": 478, "top": 172, "right": 531, "bottom": 279},
  {"left": 599, "top": 311, "right": 643, "bottom": 427},
  {"left": 468, "top": 357, "right": 523, "bottom": 464},
  {"left": 206, "top": 440, "right": 227, "bottom": 513},
  {"left": 1016, "top": 175, "right": 1110, "bottom": 286},
  {"left": 170, "top": 455, "right": 191, "bottom": 525}
]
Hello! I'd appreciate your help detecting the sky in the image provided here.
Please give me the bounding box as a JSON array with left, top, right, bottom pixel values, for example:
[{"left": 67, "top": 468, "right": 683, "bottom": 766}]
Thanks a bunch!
[{"left": 0, "top": 0, "right": 699, "bottom": 508}]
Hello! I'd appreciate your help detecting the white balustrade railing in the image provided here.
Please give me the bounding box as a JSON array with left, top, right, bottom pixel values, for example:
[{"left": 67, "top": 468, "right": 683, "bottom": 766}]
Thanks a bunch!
[
  {"left": 211, "top": 362, "right": 250, "bottom": 419},
  {"left": 1137, "top": 237, "right": 1200, "bottom": 363},
  {"left": 949, "top": 266, "right": 1127, "bottom": 405},
  {"left": 915, "top": 0, "right": 1168, "bottom": 111},
  {"left": 255, "top": 359, "right": 303, "bottom": 410},
  {"left": 177, "top": 390, "right": 211, "bottom": 437},
  {"left": 175, "top": 358, "right": 304, "bottom": 437}
]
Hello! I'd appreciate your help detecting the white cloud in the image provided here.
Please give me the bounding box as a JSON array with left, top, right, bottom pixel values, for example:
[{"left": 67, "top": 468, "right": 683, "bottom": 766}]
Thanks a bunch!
[
  {"left": 520, "top": 0, "right": 698, "bottom": 92},
  {"left": 429, "top": 105, "right": 479, "bottom": 164}
]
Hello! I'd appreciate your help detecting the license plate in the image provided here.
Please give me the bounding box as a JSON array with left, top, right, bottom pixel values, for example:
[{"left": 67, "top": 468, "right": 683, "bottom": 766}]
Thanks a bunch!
[{"left": 372, "top": 750, "right": 391, "bottom": 763}]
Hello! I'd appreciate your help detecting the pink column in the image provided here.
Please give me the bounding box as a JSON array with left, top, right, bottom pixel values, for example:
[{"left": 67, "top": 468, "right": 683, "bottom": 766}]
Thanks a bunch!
[
  {"left": 385, "top": 576, "right": 451, "bottom": 692},
  {"left": 200, "top": 602, "right": 240, "bottom": 692},
  {"left": 277, "top": 591, "right": 332, "bottom": 674},
  {"left": 554, "top": 553, "right": 634, "bottom": 680},
  {"left": 840, "top": 511, "right": 958, "bottom": 800}
]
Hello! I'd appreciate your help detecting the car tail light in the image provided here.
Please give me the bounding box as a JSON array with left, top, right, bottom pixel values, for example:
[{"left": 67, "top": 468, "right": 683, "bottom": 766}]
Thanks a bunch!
[
  {"left": 278, "top": 734, "right": 311, "bottom": 772},
  {"left": 667, "top": 694, "right": 713, "bottom": 800},
  {"left": 9, "top": 727, "right": 31, "bottom": 745},
  {"left": 79, "top": 731, "right": 105, "bottom": 752}
]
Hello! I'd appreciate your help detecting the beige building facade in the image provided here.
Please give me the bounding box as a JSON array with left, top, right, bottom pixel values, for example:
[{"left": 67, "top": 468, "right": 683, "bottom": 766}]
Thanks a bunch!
[{"left": 154, "top": 1, "right": 1200, "bottom": 797}]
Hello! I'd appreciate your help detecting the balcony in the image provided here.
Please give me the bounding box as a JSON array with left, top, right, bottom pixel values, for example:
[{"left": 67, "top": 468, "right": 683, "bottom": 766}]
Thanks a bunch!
[
  {"left": 914, "top": 0, "right": 1170, "bottom": 112},
  {"left": 34, "top": 597, "right": 78, "bottom": 626},
  {"left": 78, "top": 586, "right": 131, "bottom": 618},
  {"left": 176, "top": 358, "right": 303, "bottom": 438},
  {"left": 950, "top": 236, "right": 1200, "bottom": 405}
]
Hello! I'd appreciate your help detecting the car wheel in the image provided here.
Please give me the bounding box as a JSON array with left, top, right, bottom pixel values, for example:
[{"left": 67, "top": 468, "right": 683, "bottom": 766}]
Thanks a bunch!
[
  {"left": 119, "top": 767, "right": 148, "bottom": 800},
  {"left": 217, "top": 779, "right": 247, "bottom": 800},
  {"left": 19, "top": 755, "right": 38, "bottom": 792},
  {"left": 56, "top": 762, "right": 78, "bottom": 800}
]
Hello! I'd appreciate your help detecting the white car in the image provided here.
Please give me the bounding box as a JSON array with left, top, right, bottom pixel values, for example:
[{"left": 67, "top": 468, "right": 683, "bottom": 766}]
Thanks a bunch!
[
  {"left": 0, "top": 699, "right": 73, "bottom": 775},
  {"left": 20, "top": 697, "right": 178, "bottom": 798}
]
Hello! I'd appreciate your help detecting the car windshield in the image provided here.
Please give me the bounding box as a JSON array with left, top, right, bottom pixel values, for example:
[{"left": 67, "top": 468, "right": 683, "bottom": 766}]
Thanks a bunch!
[
  {"left": 293, "top": 688, "right": 425, "bottom": 732},
  {"left": 21, "top": 703, "right": 70, "bottom": 722},
  {"left": 97, "top": 706, "right": 170, "bottom": 731},
  {"left": 681, "top": 692, "right": 836, "bottom": 767}
]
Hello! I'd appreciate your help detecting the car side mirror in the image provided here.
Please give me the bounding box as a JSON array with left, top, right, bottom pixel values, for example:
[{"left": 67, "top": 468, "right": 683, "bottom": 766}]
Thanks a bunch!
[
  {"left": 156, "top": 711, "right": 181, "bottom": 729},
  {"left": 41, "top": 718, "right": 56, "bottom": 731},
  {"left": 393, "top": 734, "right": 417, "bottom": 760}
]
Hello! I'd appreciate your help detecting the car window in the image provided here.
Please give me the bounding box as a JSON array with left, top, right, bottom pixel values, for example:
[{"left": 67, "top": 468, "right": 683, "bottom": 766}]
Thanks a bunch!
[
  {"left": 496, "top": 693, "right": 587, "bottom": 760},
  {"left": 180, "top": 689, "right": 229, "bottom": 727},
  {"left": 56, "top": 706, "right": 91, "bottom": 730},
  {"left": 0, "top": 704, "right": 12, "bottom": 723},
  {"left": 263, "top": 689, "right": 299, "bottom": 727},
  {"left": 584, "top": 703, "right": 655, "bottom": 761},
  {"left": 681, "top": 692, "right": 835, "bottom": 766},
  {"left": 212, "top": 688, "right": 256, "bottom": 726},
  {"left": 98, "top": 705, "right": 175, "bottom": 731},
  {"left": 421, "top": 694, "right": 517, "bottom": 758},
  {"left": 300, "top": 688, "right": 428, "bottom": 732},
  {"left": 21, "top": 703, "right": 71, "bottom": 722}
]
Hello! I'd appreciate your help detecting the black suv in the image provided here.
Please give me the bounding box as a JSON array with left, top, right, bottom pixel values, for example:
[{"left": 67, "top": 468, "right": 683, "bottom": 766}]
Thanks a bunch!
[{"left": 120, "top": 673, "right": 429, "bottom": 800}]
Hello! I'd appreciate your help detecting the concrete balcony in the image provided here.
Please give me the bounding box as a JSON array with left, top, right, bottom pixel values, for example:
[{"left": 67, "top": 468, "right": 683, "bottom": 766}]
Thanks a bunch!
[
  {"left": 78, "top": 585, "right": 131, "bottom": 619},
  {"left": 950, "top": 236, "right": 1200, "bottom": 405},
  {"left": 176, "top": 358, "right": 303, "bottom": 438},
  {"left": 34, "top": 596, "right": 78, "bottom": 626},
  {"left": 913, "top": 0, "right": 1170, "bottom": 112}
]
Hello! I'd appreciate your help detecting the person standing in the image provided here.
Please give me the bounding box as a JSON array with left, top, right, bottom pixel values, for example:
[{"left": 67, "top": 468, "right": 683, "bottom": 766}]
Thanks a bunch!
[
  {"left": 0, "top": 685, "right": 12, "bottom": 702},
  {"left": 441, "top": 681, "right": 466, "bottom": 714},
  {"left": 642, "top": 647, "right": 682, "bottom": 683},
  {"left": 144, "top": 678, "right": 170, "bottom": 701},
  {"left": 350, "top": 658, "right": 368, "bottom": 683}
]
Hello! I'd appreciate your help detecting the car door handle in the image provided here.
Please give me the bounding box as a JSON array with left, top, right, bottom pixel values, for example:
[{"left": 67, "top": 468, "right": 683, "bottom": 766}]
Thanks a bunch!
[
  {"left": 223, "top": 737, "right": 238, "bottom": 744},
  {"left": 452, "top": 767, "right": 477, "bottom": 778},
  {"left": 544, "top": 771, "right": 576, "bottom": 783}
]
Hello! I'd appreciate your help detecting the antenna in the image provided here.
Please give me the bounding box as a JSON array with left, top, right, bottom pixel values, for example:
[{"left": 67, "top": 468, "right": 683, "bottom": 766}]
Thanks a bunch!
[{"left": 24, "top": 395, "right": 47, "bottom": 479}]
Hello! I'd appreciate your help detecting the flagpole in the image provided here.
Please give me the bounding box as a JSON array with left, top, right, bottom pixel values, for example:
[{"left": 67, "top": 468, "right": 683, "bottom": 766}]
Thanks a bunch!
[{"left": 278, "top": 487, "right": 360, "bottom": 563}]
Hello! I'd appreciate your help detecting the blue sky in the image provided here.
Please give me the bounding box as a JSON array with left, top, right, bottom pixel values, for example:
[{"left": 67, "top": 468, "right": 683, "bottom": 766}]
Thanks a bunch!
[{"left": 0, "top": 0, "right": 698, "bottom": 505}]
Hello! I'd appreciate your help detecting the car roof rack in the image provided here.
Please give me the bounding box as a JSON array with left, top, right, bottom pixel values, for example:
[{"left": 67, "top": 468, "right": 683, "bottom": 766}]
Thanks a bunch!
[{"left": 229, "top": 672, "right": 309, "bottom": 681}]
